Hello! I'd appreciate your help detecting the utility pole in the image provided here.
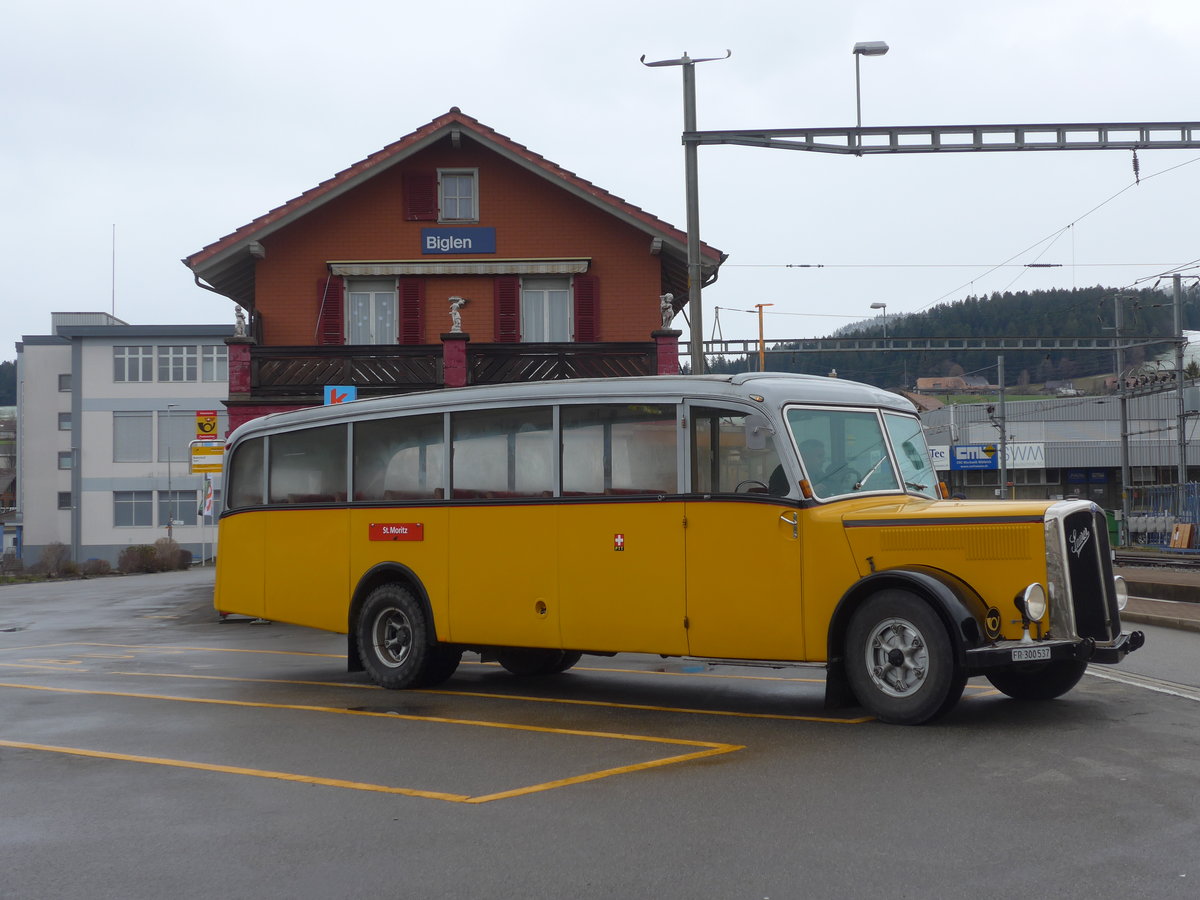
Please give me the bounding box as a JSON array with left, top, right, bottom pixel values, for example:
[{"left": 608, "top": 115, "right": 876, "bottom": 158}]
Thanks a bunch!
[
  {"left": 1115, "top": 300, "right": 1131, "bottom": 545},
  {"left": 1174, "top": 275, "right": 1188, "bottom": 507},
  {"left": 997, "top": 355, "right": 1008, "bottom": 500},
  {"left": 642, "top": 50, "right": 729, "bottom": 375}
]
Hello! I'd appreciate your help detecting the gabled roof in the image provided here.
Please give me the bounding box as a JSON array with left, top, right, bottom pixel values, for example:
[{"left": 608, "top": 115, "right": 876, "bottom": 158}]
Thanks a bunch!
[{"left": 183, "top": 108, "right": 725, "bottom": 310}]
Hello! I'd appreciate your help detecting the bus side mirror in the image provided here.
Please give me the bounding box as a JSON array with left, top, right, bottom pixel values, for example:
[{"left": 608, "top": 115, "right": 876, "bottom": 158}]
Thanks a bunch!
[{"left": 745, "top": 415, "right": 774, "bottom": 450}]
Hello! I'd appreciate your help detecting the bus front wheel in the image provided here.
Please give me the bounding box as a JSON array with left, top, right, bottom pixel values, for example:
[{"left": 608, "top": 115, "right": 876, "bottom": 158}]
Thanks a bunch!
[
  {"left": 845, "top": 590, "right": 965, "bottom": 725},
  {"left": 357, "top": 584, "right": 460, "bottom": 690}
]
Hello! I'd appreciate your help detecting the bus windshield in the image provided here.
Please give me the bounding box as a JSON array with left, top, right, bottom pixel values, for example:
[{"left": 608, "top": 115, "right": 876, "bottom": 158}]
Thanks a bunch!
[
  {"left": 883, "top": 412, "right": 939, "bottom": 499},
  {"left": 786, "top": 406, "right": 900, "bottom": 498}
]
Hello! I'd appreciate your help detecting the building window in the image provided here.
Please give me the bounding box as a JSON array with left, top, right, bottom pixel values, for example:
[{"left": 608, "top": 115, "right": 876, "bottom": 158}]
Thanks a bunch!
[
  {"left": 159, "top": 490, "right": 196, "bottom": 527},
  {"left": 58, "top": 492, "right": 72, "bottom": 510},
  {"left": 347, "top": 280, "right": 398, "bottom": 345},
  {"left": 114, "top": 491, "right": 153, "bottom": 527},
  {"left": 57, "top": 413, "right": 72, "bottom": 432},
  {"left": 157, "top": 345, "right": 198, "bottom": 382},
  {"left": 158, "top": 410, "right": 193, "bottom": 463},
  {"left": 438, "top": 169, "right": 477, "bottom": 222},
  {"left": 201, "top": 345, "right": 228, "bottom": 382},
  {"left": 113, "top": 411, "right": 152, "bottom": 462},
  {"left": 58, "top": 374, "right": 71, "bottom": 391},
  {"left": 57, "top": 451, "right": 74, "bottom": 469},
  {"left": 114, "top": 346, "right": 154, "bottom": 382},
  {"left": 521, "top": 277, "right": 572, "bottom": 342}
]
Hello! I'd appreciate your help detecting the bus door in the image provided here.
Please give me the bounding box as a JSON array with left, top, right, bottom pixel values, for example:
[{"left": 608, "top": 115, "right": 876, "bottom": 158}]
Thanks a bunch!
[
  {"left": 262, "top": 425, "right": 350, "bottom": 632},
  {"left": 683, "top": 405, "right": 806, "bottom": 661},
  {"left": 445, "top": 407, "right": 562, "bottom": 649},
  {"left": 555, "top": 403, "right": 688, "bottom": 655}
]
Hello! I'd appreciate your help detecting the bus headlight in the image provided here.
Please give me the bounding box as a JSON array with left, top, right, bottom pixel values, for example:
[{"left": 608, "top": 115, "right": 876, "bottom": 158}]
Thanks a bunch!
[
  {"left": 1019, "top": 583, "right": 1047, "bottom": 623},
  {"left": 1113, "top": 575, "right": 1128, "bottom": 611}
]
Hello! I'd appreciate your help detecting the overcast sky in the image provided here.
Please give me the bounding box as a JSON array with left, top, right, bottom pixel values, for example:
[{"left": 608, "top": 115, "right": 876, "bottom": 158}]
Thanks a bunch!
[{"left": 4, "top": 0, "right": 1198, "bottom": 359}]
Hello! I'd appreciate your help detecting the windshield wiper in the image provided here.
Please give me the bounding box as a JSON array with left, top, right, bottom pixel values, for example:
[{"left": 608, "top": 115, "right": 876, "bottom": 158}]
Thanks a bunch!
[{"left": 854, "top": 456, "right": 888, "bottom": 491}]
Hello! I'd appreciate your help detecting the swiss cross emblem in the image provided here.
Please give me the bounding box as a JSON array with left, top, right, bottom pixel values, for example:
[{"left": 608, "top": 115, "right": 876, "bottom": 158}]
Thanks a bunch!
[{"left": 614, "top": 533, "right": 625, "bottom": 551}]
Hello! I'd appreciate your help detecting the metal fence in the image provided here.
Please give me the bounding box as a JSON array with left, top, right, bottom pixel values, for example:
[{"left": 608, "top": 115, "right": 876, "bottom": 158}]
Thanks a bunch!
[{"left": 1126, "top": 482, "right": 1200, "bottom": 548}]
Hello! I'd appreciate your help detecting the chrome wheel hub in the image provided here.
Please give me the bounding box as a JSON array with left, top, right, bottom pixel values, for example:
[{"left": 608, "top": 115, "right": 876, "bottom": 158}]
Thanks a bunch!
[
  {"left": 372, "top": 608, "right": 413, "bottom": 669},
  {"left": 865, "top": 617, "right": 929, "bottom": 698}
]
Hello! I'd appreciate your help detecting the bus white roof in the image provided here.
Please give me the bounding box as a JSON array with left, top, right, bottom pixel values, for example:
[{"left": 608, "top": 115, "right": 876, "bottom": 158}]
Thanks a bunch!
[{"left": 226, "top": 373, "right": 915, "bottom": 443}]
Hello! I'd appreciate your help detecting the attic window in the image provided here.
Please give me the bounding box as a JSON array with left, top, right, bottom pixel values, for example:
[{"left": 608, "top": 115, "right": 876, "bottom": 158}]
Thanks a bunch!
[{"left": 439, "top": 169, "right": 477, "bottom": 222}]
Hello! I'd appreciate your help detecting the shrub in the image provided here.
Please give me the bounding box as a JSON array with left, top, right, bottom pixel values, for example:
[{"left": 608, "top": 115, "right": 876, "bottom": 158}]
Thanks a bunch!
[
  {"left": 79, "top": 558, "right": 112, "bottom": 577},
  {"left": 176, "top": 549, "right": 193, "bottom": 570},
  {"left": 32, "top": 542, "right": 72, "bottom": 577},
  {"left": 118, "top": 544, "right": 160, "bottom": 574},
  {"left": 154, "top": 538, "right": 185, "bottom": 571}
]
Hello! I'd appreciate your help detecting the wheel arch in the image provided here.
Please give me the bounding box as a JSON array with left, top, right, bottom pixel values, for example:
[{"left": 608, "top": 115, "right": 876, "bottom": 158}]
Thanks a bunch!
[
  {"left": 346, "top": 563, "right": 436, "bottom": 673},
  {"left": 824, "top": 567, "right": 988, "bottom": 709}
]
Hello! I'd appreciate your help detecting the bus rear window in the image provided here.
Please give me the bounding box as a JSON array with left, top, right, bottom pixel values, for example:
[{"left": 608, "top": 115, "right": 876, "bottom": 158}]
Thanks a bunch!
[{"left": 226, "top": 438, "right": 264, "bottom": 510}]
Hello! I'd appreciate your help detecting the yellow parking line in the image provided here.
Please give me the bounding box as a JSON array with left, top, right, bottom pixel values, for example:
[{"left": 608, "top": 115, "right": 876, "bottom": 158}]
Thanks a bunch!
[
  {"left": 68, "top": 641, "right": 344, "bottom": 659},
  {"left": 0, "top": 643, "right": 76, "bottom": 654},
  {"left": 108, "top": 670, "right": 870, "bottom": 723},
  {"left": 0, "top": 662, "right": 92, "bottom": 672},
  {"left": 0, "top": 681, "right": 742, "bottom": 803},
  {"left": 0, "top": 739, "right": 470, "bottom": 803}
]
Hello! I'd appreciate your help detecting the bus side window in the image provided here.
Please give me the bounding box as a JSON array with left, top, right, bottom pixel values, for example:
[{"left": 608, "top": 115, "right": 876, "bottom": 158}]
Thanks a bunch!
[
  {"left": 227, "top": 438, "right": 264, "bottom": 509},
  {"left": 268, "top": 425, "right": 348, "bottom": 504},
  {"left": 451, "top": 407, "right": 553, "bottom": 499},
  {"left": 561, "top": 404, "right": 678, "bottom": 496},
  {"left": 354, "top": 413, "right": 445, "bottom": 501},
  {"left": 691, "top": 407, "right": 785, "bottom": 496}
]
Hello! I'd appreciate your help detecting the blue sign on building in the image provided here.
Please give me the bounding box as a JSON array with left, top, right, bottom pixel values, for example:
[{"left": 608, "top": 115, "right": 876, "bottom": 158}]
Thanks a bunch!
[
  {"left": 950, "top": 444, "right": 1000, "bottom": 471},
  {"left": 421, "top": 227, "right": 496, "bottom": 255}
]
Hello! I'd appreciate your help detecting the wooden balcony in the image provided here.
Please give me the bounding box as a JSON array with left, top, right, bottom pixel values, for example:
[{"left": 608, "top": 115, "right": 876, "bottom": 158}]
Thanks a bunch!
[{"left": 247, "top": 341, "right": 657, "bottom": 398}]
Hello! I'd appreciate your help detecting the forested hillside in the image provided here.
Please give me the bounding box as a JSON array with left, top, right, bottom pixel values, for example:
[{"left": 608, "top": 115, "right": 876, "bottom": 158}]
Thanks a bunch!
[
  {"left": 710, "top": 284, "right": 1200, "bottom": 390},
  {"left": 0, "top": 361, "right": 14, "bottom": 406}
]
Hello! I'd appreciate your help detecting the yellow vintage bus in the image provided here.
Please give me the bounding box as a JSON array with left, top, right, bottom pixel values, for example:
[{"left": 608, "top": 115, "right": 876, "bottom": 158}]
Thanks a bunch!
[{"left": 216, "top": 373, "right": 1144, "bottom": 724}]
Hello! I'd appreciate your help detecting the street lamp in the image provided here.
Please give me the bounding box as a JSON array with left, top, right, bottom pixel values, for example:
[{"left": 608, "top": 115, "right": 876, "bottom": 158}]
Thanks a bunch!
[
  {"left": 166, "top": 404, "right": 177, "bottom": 541},
  {"left": 870, "top": 301, "right": 888, "bottom": 337},
  {"left": 853, "top": 41, "right": 889, "bottom": 142}
]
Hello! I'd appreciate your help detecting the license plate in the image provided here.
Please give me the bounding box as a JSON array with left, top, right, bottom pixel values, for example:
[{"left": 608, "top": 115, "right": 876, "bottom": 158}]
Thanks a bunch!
[{"left": 1011, "top": 646, "right": 1051, "bottom": 662}]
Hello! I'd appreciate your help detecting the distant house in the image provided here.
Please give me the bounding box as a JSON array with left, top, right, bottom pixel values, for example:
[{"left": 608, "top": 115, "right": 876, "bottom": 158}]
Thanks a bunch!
[
  {"left": 1044, "top": 380, "right": 1082, "bottom": 396},
  {"left": 183, "top": 107, "right": 725, "bottom": 432}
]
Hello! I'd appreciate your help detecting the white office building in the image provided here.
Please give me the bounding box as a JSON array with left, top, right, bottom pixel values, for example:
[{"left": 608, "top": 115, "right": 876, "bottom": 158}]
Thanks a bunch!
[{"left": 15, "top": 314, "right": 233, "bottom": 567}]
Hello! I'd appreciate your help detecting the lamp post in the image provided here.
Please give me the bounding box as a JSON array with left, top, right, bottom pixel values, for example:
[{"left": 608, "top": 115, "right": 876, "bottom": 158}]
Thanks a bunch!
[
  {"left": 754, "top": 303, "right": 774, "bottom": 371},
  {"left": 166, "top": 404, "right": 177, "bottom": 541},
  {"left": 870, "top": 301, "right": 888, "bottom": 337},
  {"left": 853, "top": 41, "right": 889, "bottom": 149}
]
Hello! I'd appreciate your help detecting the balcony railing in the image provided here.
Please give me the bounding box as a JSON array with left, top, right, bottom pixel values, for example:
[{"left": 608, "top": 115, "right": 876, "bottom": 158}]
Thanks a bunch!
[{"left": 249, "top": 341, "right": 656, "bottom": 396}]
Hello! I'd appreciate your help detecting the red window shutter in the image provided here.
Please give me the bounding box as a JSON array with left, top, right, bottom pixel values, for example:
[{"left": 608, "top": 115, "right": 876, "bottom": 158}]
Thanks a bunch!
[
  {"left": 494, "top": 276, "right": 520, "bottom": 342},
  {"left": 316, "top": 275, "right": 344, "bottom": 345},
  {"left": 403, "top": 173, "right": 437, "bottom": 221},
  {"left": 398, "top": 278, "right": 425, "bottom": 344},
  {"left": 573, "top": 275, "right": 599, "bottom": 342}
]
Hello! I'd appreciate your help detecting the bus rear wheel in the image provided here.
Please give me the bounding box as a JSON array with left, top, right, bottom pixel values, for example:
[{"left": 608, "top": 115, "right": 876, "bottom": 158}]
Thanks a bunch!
[
  {"left": 986, "top": 659, "right": 1087, "bottom": 701},
  {"left": 357, "top": 584, "right": 459, "bottom": 690},
  {"left": 496, "top": 648, "right": 583, "bottom": 676},
  {"left": 845, "top": 590, "right": 964, "bottom": 725}
]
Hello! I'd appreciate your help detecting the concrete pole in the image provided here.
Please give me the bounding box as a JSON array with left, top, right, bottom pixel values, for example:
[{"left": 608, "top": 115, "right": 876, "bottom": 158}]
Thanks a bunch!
[
  {"left": 682, "top": 58, "right": 705, "bottom": 375},
  {"left": 1116, "top": 299, "right": 1130, "bottom": 546},
  {"left": 997, "top": 355, "right": 1008, "bottom": 500},
  {"left": 1174, "top": 275, "right": 1188, "bottom": 513}
]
